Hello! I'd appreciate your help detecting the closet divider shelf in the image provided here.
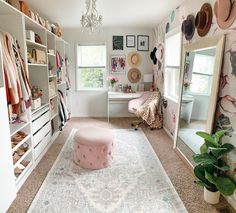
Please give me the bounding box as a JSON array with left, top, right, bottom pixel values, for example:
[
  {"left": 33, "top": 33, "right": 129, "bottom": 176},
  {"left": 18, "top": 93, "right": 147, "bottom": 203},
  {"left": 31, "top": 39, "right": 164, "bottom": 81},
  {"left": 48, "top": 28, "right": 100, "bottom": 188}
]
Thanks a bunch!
[
  {"left": 47, "top": 53, "right": 56, "bottom": 57},
  {"left": 31, "top": 103, "right": 49, "bottom": 115},
  {"left": 28, "top": 63, "right": 48, "bottom": 67},
  {"left": 50, "top": 94, "right": 57, "bottom": 100},
  {"left": 13, "top": 149, "right": 31, "bottom": 169},
  {"left": 51, "top": 113, "right": 58, "bottom": 120},
  {"left": 15, "top": 161, "right": 32, "bottom": 184},
  {"left": 10, "top": 121, "right": 30, "bottom": 136},
  {"left": 26, "top": 40, "right": 47, "bottom": 49},
  {"left": 12, "top": 135, "right": 31, "bottom": 153},
  {"left": 49, "top": 75, "right": 57, "bottom": 78}
]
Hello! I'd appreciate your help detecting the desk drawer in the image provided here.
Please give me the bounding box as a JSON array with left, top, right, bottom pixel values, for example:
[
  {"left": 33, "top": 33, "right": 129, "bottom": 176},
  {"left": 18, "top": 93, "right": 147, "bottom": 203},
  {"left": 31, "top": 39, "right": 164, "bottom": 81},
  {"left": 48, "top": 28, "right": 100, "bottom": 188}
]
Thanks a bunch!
[
  {"left": 32, "top": 110, "right": 50, "bottom": 134},
  {"left": 34, "top": 132, "right": 51, "bottom": 160},
  {"left": 33, "top": 122, "right": 51, "bottom": 148}
]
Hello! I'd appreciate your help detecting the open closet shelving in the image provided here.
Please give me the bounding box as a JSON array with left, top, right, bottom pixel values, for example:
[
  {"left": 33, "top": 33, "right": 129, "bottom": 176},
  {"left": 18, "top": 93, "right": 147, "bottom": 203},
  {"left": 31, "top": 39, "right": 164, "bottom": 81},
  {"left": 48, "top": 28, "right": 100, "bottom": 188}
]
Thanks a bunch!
[{"left": 0, "top": 0, "right": 70, "bottom": 197}]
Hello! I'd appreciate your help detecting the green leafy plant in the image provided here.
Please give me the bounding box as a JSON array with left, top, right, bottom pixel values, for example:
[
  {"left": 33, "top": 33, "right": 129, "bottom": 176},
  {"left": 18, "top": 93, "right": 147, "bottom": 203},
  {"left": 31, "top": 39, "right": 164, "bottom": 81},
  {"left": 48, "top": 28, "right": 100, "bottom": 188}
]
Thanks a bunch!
[{"left": 193, "top": 130, "right": 236, "bottom": 196}]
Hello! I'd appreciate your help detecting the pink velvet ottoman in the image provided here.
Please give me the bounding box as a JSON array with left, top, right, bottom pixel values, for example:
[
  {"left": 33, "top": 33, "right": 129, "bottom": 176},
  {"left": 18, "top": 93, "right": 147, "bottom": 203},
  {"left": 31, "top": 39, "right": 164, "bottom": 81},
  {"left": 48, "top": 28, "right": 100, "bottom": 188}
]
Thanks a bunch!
[{"left": 73, "top": 127, "right": 114, "bottom": 169}]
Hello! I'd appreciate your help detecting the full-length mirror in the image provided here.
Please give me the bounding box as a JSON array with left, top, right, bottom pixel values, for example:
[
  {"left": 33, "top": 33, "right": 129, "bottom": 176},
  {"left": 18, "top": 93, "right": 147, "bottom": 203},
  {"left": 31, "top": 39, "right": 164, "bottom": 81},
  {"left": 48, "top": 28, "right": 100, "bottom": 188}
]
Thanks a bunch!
[{"left": 175, "top": 36, "right": 225, "bottom": 166}]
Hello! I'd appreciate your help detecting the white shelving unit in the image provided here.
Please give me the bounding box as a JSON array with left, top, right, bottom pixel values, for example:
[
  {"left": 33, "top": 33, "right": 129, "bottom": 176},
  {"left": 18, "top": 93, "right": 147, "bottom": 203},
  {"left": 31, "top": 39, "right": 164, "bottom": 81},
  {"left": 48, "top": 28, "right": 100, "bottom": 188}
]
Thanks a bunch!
[{"left": 0, "top": 1, "right": 70, "bottom": 211}]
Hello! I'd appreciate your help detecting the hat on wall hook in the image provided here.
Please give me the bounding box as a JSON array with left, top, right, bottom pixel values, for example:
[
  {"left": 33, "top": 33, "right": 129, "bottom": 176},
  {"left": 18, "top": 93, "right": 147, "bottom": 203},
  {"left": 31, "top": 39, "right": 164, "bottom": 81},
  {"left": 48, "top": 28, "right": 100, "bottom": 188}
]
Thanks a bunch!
[
  {"left": 181, "top": 14, "right": 195, "bottom": 40},
  {"left": 195, "top": 3, "right": 213, "bottom": 37},
  {"left": 214, "top": 0, "right": 236, "bottom": 29}
]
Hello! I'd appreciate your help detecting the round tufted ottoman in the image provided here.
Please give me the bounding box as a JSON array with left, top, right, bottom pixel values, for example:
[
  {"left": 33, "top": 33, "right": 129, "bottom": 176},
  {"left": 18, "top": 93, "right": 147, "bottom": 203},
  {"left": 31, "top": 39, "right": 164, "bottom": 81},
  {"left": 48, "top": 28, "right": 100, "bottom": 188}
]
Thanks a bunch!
[{"left": 73, "top": 127, "right": 114, "bottom": 170}]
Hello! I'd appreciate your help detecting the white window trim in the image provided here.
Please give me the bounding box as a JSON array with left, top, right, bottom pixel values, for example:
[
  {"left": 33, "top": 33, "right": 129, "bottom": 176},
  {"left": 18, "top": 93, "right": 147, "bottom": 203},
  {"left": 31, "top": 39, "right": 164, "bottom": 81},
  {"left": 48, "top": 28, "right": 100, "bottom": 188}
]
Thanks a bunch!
[{"left": 75, "top": 42, "right": 108, "bottom": 91}]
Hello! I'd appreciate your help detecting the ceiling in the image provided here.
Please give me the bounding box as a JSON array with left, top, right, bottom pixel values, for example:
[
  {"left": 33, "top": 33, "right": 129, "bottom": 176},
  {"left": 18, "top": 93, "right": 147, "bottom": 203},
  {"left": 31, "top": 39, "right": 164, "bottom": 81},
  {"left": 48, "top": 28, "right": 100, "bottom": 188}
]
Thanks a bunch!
[{"left": 26, "top": 0, "right": 185, "bottom": 28}]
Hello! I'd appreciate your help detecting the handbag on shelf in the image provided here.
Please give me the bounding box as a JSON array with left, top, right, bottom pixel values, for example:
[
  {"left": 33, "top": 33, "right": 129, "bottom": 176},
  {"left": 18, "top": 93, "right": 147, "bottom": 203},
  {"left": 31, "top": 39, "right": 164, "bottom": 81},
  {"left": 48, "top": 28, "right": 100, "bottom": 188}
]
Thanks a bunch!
[
  {"left": 49, "top": 81, "right": 56, "bottom": 97},
  {"left": 7, "top": 0, "right": 20, "bottom": 10},
  {"left": 38, "top": 16, "right": 46, "bottom": 27},
  {"left": 34, "top": 33, "right": 42, "bottom": 44},
  {"left": 45, "top": 20, "right": 51, "bottom": 31},
  {"left": 19, "top": 1, "right": 30, "bottom": 16},
  {"left": 55, "top": 23, "right": 62, "bottom": 37},
  {"left": 31, "top": 49, "right": 46, "bottom": 64}
]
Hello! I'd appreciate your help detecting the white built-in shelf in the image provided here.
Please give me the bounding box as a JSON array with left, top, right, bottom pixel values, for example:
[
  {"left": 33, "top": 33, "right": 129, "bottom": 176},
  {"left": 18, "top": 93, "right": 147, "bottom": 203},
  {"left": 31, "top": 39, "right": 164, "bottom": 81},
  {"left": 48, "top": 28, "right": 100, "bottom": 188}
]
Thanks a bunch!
[
  {"left": 26, "top": 40, "right": 47, "bottom": 49},
  {"left": 57, "top": 81, "right": 66, "bottom": 87},
  {"left": 12, "top": 135, "right": 31, "bottom": 153},
  {"left": 49, "top": 75, "right": 57, "bottom": 78},
  {"left": 28, "top": 63, "right": 48, "bottom": 67},
  {"left": 10, "top": 121, "right": 30, "bottom": 136},
  {"left": 47, "top": 53, "right": 56, "bottom": 57},
  {"left": 51, "top": 113, "right": 58, "bottom": 120},
  {"left": 31, "top": 103, "right": 49, "bottom": 115},
  {"left": 13, "top": 149, "right": 31, "bottom": 169},
  {"left": 0, "top": 0, "right": 21, "bottom": 15},
  {"left": 15, "top": 161, "right": 32, "bottom": 184},
  {"left": 50, "top": 94, "right": 57, "bottom": 100}
]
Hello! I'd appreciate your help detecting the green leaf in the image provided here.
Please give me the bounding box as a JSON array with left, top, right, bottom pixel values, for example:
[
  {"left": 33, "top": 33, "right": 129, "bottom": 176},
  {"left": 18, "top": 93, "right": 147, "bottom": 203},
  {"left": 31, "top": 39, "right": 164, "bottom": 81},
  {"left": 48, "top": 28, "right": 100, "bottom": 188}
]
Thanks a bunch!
[
  {"left": 194, "top": 165, "right": 215, "bottom": 189},
  {"left": 215, "top": 176, "right": 236, "bottom": 196},
  {"left": 193, "top": 153, "right": 217, "bottom": 165},
  {"left": 218, "top": 143, "right": 235, "bottom": 158},
  {"left": 196, "top": 132, "right": 219, "bottom": 147},
  {"left": 205, "top": 171, "right": 216, "bottom": 185},
  {"left": 208, "top": 147, "right": 227, "bottom": 158},
  {"left": 212, "top": 164, "right": 230, "bottom": 172},
  {"left": 214, "top": 130, "right": 226, "bottom": 142},
  {"left": 200, "top": 143, "right": 208, "bottom": 154}
]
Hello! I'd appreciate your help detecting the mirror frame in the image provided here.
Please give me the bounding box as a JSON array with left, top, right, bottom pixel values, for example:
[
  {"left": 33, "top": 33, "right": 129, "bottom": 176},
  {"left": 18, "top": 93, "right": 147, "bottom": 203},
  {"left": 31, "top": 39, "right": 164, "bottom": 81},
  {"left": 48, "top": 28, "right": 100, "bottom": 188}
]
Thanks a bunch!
[{"left": 173, "top": 35, "right": 226, "bottom": 165}]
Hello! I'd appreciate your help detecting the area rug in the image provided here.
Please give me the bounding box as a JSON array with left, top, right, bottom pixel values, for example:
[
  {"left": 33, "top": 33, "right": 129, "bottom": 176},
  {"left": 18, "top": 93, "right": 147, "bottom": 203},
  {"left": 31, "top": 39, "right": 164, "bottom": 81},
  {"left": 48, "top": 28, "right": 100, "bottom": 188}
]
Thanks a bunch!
[{"left": 28, "top": 129, "right": 187, "bottom": 213}]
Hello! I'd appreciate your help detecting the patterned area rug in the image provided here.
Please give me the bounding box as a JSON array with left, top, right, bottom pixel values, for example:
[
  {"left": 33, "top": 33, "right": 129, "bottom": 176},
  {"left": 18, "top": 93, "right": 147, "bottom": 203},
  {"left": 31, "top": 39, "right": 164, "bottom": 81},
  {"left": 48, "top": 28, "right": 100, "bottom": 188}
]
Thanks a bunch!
[{"left": 28, "top": 129, "right": 187, "bottom": 213}]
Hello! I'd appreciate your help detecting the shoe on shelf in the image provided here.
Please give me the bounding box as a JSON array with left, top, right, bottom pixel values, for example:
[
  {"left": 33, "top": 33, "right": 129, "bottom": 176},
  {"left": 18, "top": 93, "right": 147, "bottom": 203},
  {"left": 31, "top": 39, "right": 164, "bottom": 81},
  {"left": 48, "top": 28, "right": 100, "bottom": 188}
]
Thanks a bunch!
[
  {"left": 13, "top": 152, "right": 21, "bottom": 164},
  {"left": 14, "top": 167, "right": 23, "bottom": 177},
  {"left": 21, "top": 160, "right": 30, "bottom": 167}
]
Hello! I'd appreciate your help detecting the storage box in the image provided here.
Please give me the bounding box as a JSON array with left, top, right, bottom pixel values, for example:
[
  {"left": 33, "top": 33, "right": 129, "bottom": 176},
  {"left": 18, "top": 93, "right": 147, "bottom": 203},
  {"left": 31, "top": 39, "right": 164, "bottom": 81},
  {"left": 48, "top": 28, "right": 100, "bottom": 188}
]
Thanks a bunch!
[
  {"left": 26, "top": 30, "right": 35, "bottom": 41},
  {"left": 32, "top": 98, "right": 41, "bottom": 110}
]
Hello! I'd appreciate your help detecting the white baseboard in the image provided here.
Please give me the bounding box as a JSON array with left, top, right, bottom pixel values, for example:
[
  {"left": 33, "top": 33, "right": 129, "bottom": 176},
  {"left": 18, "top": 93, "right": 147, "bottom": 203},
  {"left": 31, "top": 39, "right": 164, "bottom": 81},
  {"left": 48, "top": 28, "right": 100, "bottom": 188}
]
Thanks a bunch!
[
  {"left": 163, "top": 126, "right": 174, "bottom": 140},
  {"left": 225, "top": 195, "right": 236, "bottom": 210}
]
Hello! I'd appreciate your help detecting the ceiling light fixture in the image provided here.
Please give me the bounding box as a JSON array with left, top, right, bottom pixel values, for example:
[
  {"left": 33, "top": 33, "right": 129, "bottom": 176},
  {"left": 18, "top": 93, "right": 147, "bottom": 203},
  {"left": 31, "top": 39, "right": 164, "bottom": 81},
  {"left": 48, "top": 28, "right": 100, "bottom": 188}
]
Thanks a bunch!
[{"left": 81, "top": 0, "right": 102, "bottom": 32}]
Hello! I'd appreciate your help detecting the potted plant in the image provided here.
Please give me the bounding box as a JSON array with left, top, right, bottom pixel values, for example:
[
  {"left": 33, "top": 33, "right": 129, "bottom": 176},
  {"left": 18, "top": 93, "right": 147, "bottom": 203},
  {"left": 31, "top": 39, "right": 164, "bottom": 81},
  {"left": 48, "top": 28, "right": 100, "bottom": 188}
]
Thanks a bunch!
[
  {"left": 193, "top": 130, "right": 236, "bottom": 204},
  {"left": 183, "top": 78, "right": 191, "bottom": 94}
]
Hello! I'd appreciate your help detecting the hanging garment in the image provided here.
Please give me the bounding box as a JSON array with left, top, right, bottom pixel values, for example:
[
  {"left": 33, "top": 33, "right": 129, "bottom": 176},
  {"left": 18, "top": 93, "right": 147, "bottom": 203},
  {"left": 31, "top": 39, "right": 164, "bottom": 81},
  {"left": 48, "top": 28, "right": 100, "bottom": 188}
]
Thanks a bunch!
[
  {"left": 58, "top": 90, "right": 69, "bottom": 129},
  {"left": 0, "top": 31, "right": 31, "bottom": 122}
]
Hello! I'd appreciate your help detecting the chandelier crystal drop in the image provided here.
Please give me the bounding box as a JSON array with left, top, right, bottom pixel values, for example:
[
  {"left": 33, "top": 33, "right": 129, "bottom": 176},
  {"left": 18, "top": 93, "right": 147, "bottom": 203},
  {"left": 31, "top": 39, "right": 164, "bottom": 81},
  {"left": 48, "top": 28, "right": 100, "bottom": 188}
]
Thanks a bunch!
[{"left": 81, "top": 0, "right": 102, "bottom": 32}]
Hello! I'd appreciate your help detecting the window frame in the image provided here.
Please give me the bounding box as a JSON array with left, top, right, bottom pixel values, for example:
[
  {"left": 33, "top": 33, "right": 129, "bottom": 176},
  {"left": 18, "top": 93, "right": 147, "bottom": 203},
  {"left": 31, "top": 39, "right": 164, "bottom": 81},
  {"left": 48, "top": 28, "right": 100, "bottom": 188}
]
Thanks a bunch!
[
  {"left": 76, "top": 43, "right": 107, "bottom": 91},
  {"left": 164, "top": 27, "right": 182, "bottom": 102}
]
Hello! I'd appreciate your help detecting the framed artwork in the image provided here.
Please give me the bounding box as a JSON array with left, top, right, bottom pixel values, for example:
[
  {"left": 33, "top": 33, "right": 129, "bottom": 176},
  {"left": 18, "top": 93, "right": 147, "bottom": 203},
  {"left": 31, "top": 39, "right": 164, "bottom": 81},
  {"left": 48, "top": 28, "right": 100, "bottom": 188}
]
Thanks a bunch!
[
  {"left": 111, "top": 55, "right": 126, "bottom": 73},
  {"left": 126, "top": 35, "right": 135, "bottom": 48},
  {"left": 113, "top": 36, "right": 123, "bottom": 50},
  {"left": 137, "top": 35, "right": 149, "bottom": 51}
]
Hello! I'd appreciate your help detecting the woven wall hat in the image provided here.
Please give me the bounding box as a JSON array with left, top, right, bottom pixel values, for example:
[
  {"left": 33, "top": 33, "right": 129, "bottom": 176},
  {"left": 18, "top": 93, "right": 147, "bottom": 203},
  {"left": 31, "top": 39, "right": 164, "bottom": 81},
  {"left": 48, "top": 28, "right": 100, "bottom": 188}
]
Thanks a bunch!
[
  {"left": 127, "top": 68, "right": 141, "bottom": 83},
  {"left": 214, "top": 0, "right": 236, "bottom": 29},
  {"left": 128, "top": 52, "right": 141, "bottom": 67},
  {"left": 181, "top": 15, "right": 195, "bottom": 40},
  {"left": 195, "top": 3, "right": 213, "bottom": 37}
]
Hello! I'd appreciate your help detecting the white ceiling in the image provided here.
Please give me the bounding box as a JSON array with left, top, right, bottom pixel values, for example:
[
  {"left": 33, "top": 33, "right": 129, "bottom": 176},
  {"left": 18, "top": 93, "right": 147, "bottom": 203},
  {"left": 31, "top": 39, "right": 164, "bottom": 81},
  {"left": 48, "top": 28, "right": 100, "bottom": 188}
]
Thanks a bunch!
[{"left": 26, "top": 0, "right": 185, "bottom": 28}]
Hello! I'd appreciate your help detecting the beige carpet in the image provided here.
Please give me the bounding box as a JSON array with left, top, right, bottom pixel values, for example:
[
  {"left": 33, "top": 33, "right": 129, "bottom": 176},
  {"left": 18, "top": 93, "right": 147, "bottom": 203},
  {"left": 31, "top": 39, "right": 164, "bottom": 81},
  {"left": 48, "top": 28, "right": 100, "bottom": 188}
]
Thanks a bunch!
[{"left": 7, "top": 118, "right": 231, "bottom": 213}]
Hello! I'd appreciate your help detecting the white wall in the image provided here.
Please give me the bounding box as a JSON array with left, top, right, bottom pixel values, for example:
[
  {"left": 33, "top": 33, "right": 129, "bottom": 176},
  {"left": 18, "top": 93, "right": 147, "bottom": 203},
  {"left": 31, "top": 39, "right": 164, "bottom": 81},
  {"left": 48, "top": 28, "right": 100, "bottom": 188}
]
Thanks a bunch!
[{"left": 63, "top": 27, "right": 153, "bottom": 117}]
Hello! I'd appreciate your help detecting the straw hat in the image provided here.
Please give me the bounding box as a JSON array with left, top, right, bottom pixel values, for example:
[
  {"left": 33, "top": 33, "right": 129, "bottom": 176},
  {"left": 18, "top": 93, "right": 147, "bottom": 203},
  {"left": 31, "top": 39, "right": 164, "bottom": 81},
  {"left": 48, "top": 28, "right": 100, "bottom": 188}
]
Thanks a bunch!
[
  {"left": 214, "top": 0, "right": 236, "bottom": 29},
  {"left": 195, "top": 3, "right": 213, "bottom": 37},
  {"left": 128, "top": 52, "right": 142, "bottom": 67},
  {"left": 127, "top": 68, "right": 141, "bottom": 83}
]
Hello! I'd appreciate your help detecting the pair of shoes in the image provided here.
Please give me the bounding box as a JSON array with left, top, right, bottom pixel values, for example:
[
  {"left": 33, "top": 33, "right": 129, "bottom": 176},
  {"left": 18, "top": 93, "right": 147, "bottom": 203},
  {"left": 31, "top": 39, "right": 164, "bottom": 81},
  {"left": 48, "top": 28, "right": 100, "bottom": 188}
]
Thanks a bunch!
[
  {"left": 14, "top": 160, "right": 30, "bottom": 177},
  {"left": 13, "top": 153, "right": 21, "bottom": 164},
  {"left": 11, "top": 131, "right": 28, "bottom": 146}
]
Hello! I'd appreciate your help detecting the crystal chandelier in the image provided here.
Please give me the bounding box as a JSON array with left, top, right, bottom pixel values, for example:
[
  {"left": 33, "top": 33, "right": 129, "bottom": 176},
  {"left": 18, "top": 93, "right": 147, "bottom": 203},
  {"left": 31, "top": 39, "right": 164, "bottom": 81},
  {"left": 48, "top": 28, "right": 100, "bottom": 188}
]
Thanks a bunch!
[{"left": 81, "top": 0, "right": 102, "bottom": 32}]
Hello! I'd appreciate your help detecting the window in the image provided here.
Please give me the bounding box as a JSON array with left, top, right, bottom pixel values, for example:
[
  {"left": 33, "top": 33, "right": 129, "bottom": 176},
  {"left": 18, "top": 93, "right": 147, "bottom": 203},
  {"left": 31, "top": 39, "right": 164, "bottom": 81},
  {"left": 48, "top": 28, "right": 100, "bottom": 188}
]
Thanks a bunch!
[
  {"left": 164, "top": 30, "right": 182, "bottom": 100},
  {"left": 77, "top": 44, "right": 106, "bottom": 90},
  {"left": 189, "top": 53, "right": 215, "bottom": 95}
]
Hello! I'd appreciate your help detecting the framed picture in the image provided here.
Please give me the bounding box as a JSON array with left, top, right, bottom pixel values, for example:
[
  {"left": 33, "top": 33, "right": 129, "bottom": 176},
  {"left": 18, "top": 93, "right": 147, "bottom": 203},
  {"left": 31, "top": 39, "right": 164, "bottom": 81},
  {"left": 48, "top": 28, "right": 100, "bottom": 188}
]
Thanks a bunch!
[
  {"left": 111, "top": 55, "right": 126, "bottom": 73},
  {"left": 126, "top": 35, "right": 135, "bottom": 48},
  {"left": 137, "top": 35, "right": 149, "bottom": 51},
  {"left": 113, "top": 36, "right": 123, "bottom": 50}
]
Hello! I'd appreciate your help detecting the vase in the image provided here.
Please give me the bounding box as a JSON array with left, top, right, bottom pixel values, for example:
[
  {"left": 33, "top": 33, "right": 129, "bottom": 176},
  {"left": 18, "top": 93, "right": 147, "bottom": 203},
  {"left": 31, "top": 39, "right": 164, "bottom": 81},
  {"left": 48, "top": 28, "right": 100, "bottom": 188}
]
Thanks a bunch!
[
  {"left": 204, "top": 187, "right": 220, "bottom": 204},
  {"left": 109, "top": 85, "right": 115, "bottom": 92}
]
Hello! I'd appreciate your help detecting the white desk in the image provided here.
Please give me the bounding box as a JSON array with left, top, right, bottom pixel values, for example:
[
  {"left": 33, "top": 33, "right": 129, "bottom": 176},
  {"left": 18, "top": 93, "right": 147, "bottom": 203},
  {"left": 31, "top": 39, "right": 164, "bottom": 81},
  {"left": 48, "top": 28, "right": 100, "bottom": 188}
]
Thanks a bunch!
[{"left": 107, "top": 92, "right": 143, "bottom": 122}]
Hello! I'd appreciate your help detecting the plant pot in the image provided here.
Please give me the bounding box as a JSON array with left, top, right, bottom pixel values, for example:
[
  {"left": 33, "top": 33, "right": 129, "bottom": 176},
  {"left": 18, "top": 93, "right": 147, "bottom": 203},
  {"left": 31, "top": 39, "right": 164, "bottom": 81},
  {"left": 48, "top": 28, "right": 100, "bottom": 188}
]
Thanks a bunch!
[{"left": 204, "top": 187, "right": 220, "bottom": 204}]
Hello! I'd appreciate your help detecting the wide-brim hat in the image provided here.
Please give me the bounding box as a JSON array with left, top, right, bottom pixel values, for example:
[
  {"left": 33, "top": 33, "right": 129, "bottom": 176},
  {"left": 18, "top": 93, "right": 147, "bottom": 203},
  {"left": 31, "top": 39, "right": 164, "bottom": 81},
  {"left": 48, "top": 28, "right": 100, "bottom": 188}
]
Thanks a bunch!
[
  {"left": 128, "top": 52, "right": 141, "bottom": 67},
  {"left": 214, "top": 0, "right": 236, "bottom": 29},
  {"left": 195, "top": 3, "right": 213, "bottom": 37},
  {"left": 156, "top": 43, "right": 164, "bottom": 62},
  {"left": 150, "top": 47, "right": 157, "bottom": 65},
  {"left": 127, "top": 68, "right": 141, "bottom": 83},
  {"left": 181, "top": 15, "right": 195, "bottom": 40}
]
